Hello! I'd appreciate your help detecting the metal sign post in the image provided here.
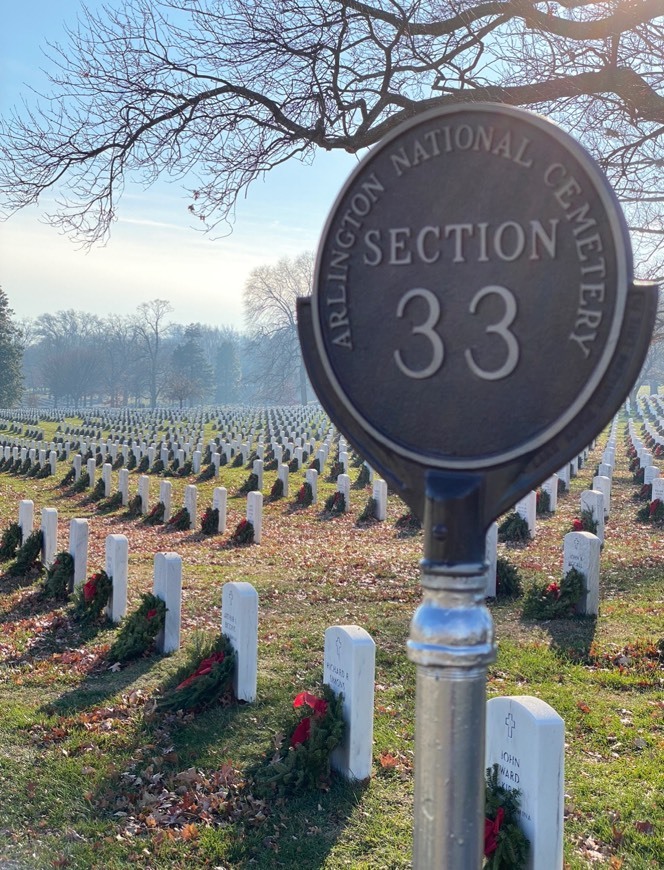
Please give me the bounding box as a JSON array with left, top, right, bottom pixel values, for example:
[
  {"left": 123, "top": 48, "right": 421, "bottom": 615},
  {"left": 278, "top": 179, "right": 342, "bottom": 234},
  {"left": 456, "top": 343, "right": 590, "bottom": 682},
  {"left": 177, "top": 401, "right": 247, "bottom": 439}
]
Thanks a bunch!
[{"left": 298, "top": 103, "right": 656, "bottom": 868}]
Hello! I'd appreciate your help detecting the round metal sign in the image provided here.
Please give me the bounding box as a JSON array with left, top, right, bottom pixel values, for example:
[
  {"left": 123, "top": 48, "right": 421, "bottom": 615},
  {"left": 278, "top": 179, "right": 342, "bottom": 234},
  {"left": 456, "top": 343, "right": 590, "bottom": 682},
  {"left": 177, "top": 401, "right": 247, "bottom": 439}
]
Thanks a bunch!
[{"left": 312, "top": 103, "right": 632, "bottom": 469}]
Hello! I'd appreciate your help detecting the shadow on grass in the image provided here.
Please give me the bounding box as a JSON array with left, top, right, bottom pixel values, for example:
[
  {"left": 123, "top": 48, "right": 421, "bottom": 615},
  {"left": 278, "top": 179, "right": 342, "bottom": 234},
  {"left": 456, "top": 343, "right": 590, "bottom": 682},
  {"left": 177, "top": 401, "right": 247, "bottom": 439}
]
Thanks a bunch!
[{"left": 530, "top": 614, "right": 598, "bottom": 662}]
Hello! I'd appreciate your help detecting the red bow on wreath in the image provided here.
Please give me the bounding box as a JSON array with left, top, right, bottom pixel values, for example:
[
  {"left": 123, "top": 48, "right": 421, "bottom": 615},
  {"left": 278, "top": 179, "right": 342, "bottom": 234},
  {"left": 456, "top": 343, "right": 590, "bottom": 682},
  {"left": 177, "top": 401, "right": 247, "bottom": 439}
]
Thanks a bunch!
[
  {"left": 484, "top": 806, "right": 505, "bottom": 857},
  {"left": 290, "top": 692, "right": 329, "bottom": 747},
  {"left": 175, "top": 651, "right": 225, "bottom": 691}
]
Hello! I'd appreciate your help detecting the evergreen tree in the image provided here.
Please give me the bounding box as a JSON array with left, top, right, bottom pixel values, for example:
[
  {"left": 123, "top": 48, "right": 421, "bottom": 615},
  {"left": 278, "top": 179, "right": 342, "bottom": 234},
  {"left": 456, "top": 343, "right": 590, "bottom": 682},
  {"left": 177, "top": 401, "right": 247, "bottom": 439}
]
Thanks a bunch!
[{"left": 0, "top": 288, "right": 23, "bottom": 406}]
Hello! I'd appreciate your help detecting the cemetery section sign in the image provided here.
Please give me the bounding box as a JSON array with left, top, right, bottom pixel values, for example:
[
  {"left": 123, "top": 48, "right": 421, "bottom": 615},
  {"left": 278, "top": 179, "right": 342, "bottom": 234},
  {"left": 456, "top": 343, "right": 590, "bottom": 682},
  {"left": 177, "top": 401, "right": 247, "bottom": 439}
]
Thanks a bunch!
[{"left": 312, "top": 104, "right": 631, "bottom": 470}]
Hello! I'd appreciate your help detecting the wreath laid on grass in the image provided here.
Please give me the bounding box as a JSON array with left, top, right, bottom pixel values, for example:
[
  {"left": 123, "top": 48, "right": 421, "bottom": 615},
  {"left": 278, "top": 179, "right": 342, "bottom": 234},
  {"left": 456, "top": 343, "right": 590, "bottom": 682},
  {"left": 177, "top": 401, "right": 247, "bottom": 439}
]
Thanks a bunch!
[
  {"left": 238, "top": 472, "right": 259, "bottom": 495},
  {"left": 358, "top": 496, "right": 378, "bottom": 523},
  {"left": 167, "top": 507, "right": 191, "bottom": 530},
  {"left": 636, "top": 483, "right": 652, "bottom": 502},
  {"left": 354, "top": 464, "right": 371, "bottom": 488},
  {"left": 495, "top": 557, "right": 523, "bottom": 598},
  {"left": 395, "top": 512, "right": 422, "bottom": 532},
  {"left": 251, "top": 686, "right": 344, "bottom": 796},
  {"left": 71, "top": 569, "right": 113, "bottom": 624},
  {"left": 295, "top": 482, "right": 313, "bottom": 507},
  {"left": 200, "top": 506, "right": 219, "bottom": 535},
  {"left": 497, "top": 512, "right": 530, "bottom": 544},
  {"left": 522, "top": 567, "right": 585, "bottom": 620},
  {"left": 571, "top": 509, "right": 598, "bottom": 535},
  {"left": 229, "top": 518, "right": 254, "bottom": 545},
  {"left": 10, "top": 530, "right": 44, "bottom": 577},
  {"left": 0, "top": 522, "right": 21, "bottom": 560},
  {"left": 324, "top": 491, "right": 346, "bottom": 514},
  {"left": 43, "top": 551, "right": 75, "bottom": 600},
  {"left": 327, "top": 461, "right": 343, "bottom": 482},
  {"left": 143, "top": 500, "right": 166, "bottom": 526},
  {"left": 126, "top": 494, "right": 143, "bottom": 518},
  {"left": 197, "top": 463, "right": 216, "bottom": 482},
  {"left": 637, "top": 498, "right": 664, "bottom": 523},
  {"left": 89, "top": 478, "right": 106, "bottom": 502},
  {"left": 535, "top": 488, "right": 550, "bottom": 515},
  {"left": 632, "top": 466, "right": 645, "bottom": 485},
  {"left": 270, "top": 477, "right": 284, "bottom": 501},
  {"left": 157, "top": 633, "right": 235, "bottom": 713},
  {"left": 72, "top": 470, "right": 90, "bottom": 493},
  {"left": 108, "top": 593, "right": 166, "bottom": 663},
  {"left": 484, "top": 764, "right": 530, "bottom": 869},
  {"left": 99, "top": 491, "right": 123, "bottom": 513}
]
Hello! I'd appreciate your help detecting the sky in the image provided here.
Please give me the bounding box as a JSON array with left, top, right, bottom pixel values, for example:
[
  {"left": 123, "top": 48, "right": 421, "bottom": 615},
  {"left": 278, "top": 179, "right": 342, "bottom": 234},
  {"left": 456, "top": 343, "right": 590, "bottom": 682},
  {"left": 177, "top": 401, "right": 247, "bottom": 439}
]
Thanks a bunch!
[{"left": 0, "top": 0, "right": 360, "bottom": 331}]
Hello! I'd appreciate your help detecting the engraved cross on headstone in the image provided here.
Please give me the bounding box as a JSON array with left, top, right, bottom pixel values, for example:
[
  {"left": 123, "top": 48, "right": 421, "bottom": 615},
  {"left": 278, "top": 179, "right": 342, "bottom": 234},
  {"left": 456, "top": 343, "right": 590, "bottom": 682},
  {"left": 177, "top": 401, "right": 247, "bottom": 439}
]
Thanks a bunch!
[{"left": 505, "top": 712, "right": 516, "bottom": 739}]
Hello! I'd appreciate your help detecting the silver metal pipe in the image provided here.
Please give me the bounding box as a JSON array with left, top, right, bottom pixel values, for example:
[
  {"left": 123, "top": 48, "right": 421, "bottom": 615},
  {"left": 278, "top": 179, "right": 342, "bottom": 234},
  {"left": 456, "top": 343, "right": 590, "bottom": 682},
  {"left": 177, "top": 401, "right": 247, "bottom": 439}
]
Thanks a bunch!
[{"left": 407, "top": 560, "right": 496, "bottom": 869}]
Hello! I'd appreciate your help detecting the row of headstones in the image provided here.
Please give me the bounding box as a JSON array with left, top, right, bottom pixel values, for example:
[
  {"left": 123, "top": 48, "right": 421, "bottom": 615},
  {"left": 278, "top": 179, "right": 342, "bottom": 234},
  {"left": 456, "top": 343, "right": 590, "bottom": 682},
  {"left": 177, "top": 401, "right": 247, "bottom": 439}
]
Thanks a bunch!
[
  {"left": 484, "top": 424, "right": 622, "bottom": 614},
  {"left": 627, "top": 419, "right": 664, "bottom": 500},
  {"left": 18, "top": 504, "right": 565, "bottom": 867},
  {"left": 1, "top": 445, "right": 58, "bottom": 474}
]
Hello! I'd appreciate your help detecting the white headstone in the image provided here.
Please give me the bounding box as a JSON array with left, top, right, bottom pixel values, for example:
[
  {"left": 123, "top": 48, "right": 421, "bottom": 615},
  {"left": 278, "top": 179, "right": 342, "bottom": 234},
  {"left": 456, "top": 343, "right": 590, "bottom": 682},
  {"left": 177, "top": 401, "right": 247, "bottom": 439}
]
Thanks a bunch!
[
  {"left": 138, "top": 475, "right": 150, "bottom": 515},
  {"left": 278, "top": 463, "right": 289, "bottom": 497},
  {"left": 193, "top": 449, "right": 202, "bottom": 474},
  {"left": 49, "top": 450, "right": 57, "bottom": 476},
  {"left": 86, "top": 457, "right": 96, "bottom": 488},
  {"left": 153, "top": 552, "right": 182, "bottom": 654},
  {"left": 102, "top": 462, "right": 112, "bottom": 498},
  {"left": 485, "top": 696, "right": 564, "bottom": 870},
  {"left": 563, "top": 531, "right": 600, "bottom": 616},
  {"left": 592, "top": 475, "right": 611, "bottom": 518},
  {"left": 184, "top": 485, "right": 197, "bottom": 529},
  {"left": 18, "top": 499, "right": 34, "bottom": 544},
  {"left": 41, "top": 507, "right": 58, "bottom": 569},
  {"left": 213, "top": 486, "right": 227, "bottom": 533},
  {"left": 252, "top": 459, "right": 264, "bottom": 491},
  {"left": 372, "top": 479, "right": 387, "bottom": 521},
  {"left": 580, "top": 489, "right": 605, "bottom": 545},
  {"left": 484, "top": 522, "right": 498, "bottom": 597},
  {"left": 323, "top": 625, "right": 375, "bottom": 781},
  {"left": 541, "top": 475, "right": 558, "bottom": 513},
  {"left": 305, "top": 467, "right": 318, "bottom": 503},
  {"left": 69, "top": 518, "right": 89, "bottom": 589},
  {"left": 337, "top": 473, "right": 351, "bottom": 511},
  {"left": 515, "top": 491, "right": 536, "bottom": 537},
  {"left": 118, "top": 468, "right": 129, "bottom": 506},
  {"left": 246, "top": 491, "right": 263, "bottom": 544},
  {"left": 598, "top": 461, "right": 612, "bottom": 479},
  {"left": 221, "top": 581, "right": 258, "bottom": 702},
  {"left": 105, "top": 534, "right": 128, "bottom": 623},
  {"left": 159, "top": 479, "right": 172, "bottom": 522},
  {"left": 644, "top": 465, "right": 660, "bottom": 486},
  {"left": 652, "top": 477, "right": 664, "bottom": 503},
  {"left": 557, "top": 463, "right": 570, "bottom": 491}
]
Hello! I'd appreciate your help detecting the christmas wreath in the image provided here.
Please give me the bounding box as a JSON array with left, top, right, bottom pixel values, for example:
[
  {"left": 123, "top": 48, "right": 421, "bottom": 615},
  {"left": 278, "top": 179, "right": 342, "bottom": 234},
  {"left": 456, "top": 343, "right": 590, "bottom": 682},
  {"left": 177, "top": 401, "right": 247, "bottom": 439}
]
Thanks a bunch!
[
  {"left": 143, "top": 500, "right": 166, "bottom": 525},
  {"left": 295, "top": 482, "right": 313, "bottom": 507},
  {"left": 395, "top": 512, "right": 422, "bottom": 533},
  {"left": 200, "top": 506, "right": 219, "bottom": 535},
  {"left": 72, "top": 471, "right": 90, "bottom": 493},
  {"left": 270, "top": 477, "right": 284, "bottom": 500},
  {"left": 637, "top": 497, "right": 664, "bottom": 523},
  {"left": 238, "top": 472, "right": 259, "bottom": 495},
  {"left": 108, "top": 593, "right": 167, "bottom": 663},
  {"left": 324, "top": 491, "right": 346, "bottom": 514},
  {"left": 571, "top": 508, "right": 597, "bottom": 534},
  {"left": 354, "top": 464, "right": 371, "bottom": 488},
  {"left": 71, "top": 569, "right": 113, "bottom": 624},
  {"left": 522, "top": 567, "right": 585, "bottom": 620},
  {"left": 498, "top": 512, "right": 530, "bottom": 544},
  {"left": 229, "top": 518, "right": 254, "bottom": 545},
  {"left": 251, "top": 686, "right": 345, "bottom": 796},
  {"left": 0, "top": 522, "right": 21, "bottom": 560},
  {"left": 10, "top": 530, "right": 44, "bottom": 577},
  {"left": 484, "top": 764, "right": 530, "bottom": 868},
  {"left": 157, "top": 633, "right": 235, "bottom": 713},
  {"left": 167, "top": 507, "right": 191, "bottom": 530},
  {"left": 358, "top": 496, "right": 378, "bottom": 523},
  {"left": 495, "top": 557, "right": 523, "bottom": 598},
  {"left": 535, "top": 488, "right": 550, "bottom": 514},
  {"left": 43, "top": 551, "right": 75, "bottom": 599}
]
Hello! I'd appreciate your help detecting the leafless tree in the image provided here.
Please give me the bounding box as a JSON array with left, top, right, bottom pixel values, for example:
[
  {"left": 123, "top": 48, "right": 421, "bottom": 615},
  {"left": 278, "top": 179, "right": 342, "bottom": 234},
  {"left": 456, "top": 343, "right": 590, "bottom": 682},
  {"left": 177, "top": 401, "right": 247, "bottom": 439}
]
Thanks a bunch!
[
  {"left": 244, "top": 252, "right": 313, "bottom": 403},
  {"left": 131, "top": 299, "right": 173, "bottom": 407},
  {"left": 0, "top": 0, "right": 662, "bottom": 275}
]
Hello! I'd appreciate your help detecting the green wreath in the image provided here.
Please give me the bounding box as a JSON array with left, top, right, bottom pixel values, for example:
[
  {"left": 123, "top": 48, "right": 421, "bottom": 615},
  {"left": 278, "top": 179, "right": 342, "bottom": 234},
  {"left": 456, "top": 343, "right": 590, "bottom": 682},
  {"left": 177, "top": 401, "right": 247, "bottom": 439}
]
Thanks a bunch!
[
  {"left": 43, "top": 551, "right": 75, "bottom": 600},
  {"left": 251, "top": 686, "right": 345, "bottom": 796},
  {"left": 484, "top": 764, "right": 530, "bottom": 868},
  {"left": 71, "top": 569, "right": 113, "bottom": 624},
  {"left": 108, "top": 593, "right": 167, "bottom": 663},
  {"left": 157, "top": 633, "right": 236, "bottom": 712}
]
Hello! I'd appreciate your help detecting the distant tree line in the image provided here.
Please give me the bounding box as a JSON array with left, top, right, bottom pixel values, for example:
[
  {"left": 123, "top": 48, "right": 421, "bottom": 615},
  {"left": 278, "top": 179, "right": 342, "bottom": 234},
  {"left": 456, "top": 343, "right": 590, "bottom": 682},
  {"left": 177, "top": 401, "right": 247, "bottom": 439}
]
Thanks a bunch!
[{"left": 9, "top": 253, "right": 313, "bottom": 408}]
